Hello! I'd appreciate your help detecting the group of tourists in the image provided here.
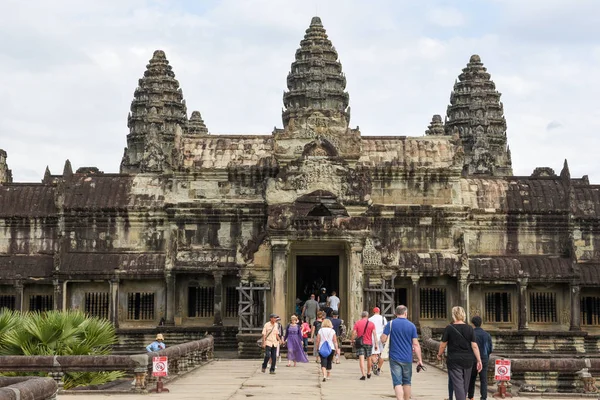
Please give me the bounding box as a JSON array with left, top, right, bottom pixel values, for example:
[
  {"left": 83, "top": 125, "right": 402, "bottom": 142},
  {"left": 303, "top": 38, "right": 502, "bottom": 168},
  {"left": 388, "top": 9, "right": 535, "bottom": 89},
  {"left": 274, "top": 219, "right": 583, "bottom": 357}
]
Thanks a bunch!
[{"left": 261, "top": 300, "right": 492, "bottom": 400}]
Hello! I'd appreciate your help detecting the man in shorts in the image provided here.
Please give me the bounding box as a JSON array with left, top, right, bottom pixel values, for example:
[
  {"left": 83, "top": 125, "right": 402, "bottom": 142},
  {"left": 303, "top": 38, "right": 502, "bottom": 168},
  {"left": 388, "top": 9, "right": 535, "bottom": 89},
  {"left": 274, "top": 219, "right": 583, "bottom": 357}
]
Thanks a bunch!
[
  {"left": 351, "top": 311, "right": 378, "bottom": 380},
  {"left": 369, "top": 307, "right": 387, "bottom": 375},
  {"left": 381, "top": 305, "right": 424, "bottom": 400}
]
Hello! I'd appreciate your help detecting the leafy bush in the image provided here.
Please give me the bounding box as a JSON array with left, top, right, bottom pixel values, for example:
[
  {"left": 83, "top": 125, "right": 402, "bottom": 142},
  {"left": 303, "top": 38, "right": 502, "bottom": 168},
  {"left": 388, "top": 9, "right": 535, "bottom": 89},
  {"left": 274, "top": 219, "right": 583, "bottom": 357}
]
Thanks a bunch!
[{"left": 0, "top": 309, "right": 124, "bottom": 389}]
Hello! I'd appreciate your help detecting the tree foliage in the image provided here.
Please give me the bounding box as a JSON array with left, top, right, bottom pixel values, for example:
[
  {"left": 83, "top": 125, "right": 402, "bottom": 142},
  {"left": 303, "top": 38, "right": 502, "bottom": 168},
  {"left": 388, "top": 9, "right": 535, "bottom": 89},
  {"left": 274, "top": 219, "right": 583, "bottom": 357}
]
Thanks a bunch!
[{"left": 0, "top": 309, "right": 124, "bottom": 389}]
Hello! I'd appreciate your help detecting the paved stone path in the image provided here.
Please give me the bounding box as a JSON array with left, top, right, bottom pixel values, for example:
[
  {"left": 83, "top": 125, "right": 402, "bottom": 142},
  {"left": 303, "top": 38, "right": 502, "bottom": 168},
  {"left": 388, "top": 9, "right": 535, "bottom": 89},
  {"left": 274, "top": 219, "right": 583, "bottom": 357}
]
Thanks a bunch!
[
  {"left": 87, "top": 358, "right": 446, "bottom": 399},
  {"left": 76, "top": 359, "right": 587, "bottom": 399}
]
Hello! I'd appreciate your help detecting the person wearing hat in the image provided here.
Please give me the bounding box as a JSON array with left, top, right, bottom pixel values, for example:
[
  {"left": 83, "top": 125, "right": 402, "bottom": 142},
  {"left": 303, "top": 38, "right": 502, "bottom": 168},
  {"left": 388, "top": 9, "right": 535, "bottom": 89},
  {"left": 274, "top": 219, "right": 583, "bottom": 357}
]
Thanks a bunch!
[
  {"left": 369, "top": 307, "right": 388, "bottom": 375},
  {"left": 146, "top": 333, "right": 166, "bottom": 352},
  {"left": 261, "top": 313, "right": 283, "bottom": 374}
]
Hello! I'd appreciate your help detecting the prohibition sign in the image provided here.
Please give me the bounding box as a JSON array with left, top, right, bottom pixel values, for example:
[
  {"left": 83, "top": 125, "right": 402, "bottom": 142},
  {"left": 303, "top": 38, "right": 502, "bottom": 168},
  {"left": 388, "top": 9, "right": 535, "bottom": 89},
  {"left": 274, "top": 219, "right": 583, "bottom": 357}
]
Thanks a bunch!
[
  {"left": 497, "top": 365, "right": 508, "bottom": 375},
  {"left": 152, "top": 356, "right": 168, "bottom": 377}
]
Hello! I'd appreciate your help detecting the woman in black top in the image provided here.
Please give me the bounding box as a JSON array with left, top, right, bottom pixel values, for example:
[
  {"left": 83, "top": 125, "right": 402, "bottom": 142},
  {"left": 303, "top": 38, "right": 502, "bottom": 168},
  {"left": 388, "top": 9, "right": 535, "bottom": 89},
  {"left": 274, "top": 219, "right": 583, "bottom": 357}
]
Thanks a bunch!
[{"left": 436, "top": 306, "right": 482, "bottom": 400}]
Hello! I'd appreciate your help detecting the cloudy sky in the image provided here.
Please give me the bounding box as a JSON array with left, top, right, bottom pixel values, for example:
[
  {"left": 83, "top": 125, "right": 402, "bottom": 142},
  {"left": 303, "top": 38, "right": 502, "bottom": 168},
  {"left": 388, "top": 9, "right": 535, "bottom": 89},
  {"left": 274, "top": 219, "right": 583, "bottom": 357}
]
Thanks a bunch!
[{"left": 2, "top": 0, "right": 600, "bottom": 182}]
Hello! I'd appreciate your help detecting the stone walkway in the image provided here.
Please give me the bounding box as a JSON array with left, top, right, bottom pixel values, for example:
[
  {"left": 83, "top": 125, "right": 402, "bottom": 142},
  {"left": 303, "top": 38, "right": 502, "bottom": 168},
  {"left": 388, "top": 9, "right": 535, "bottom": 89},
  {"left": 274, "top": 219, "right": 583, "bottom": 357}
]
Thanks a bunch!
[
  {"left": 83, "top": 358, "right": 446, "bottom": 399},
  {"left": 71, "top": 359, "right": 588, "bottom": 400}
]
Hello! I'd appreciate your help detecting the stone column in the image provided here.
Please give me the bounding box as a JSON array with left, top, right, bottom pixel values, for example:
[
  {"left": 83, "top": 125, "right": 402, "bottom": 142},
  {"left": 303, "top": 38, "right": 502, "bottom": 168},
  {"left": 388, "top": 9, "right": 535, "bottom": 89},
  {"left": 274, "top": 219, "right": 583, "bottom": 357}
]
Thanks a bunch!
[
  {"left": 109, "top": 278, "right": 119, "bottom": 328},
  {"left": 348, "top": 242, "right": 364, "bottom": 326},
  {"left": 14, "top": 281, "right": 23, "bottom": 312},
  {"left": 458, "top": 256, "right": 470, "bottom": 313},
  {"left": 271, "top": 239, "right": 289, "bottom": 322},
  {"left": 570, "top": 283, "right": 581, "bottom": 331},
  {"left": 165, "top": 272, "right": 176, "bottom": 326},
  {"left": 410, "top": 274, "right": 420, "bottom": 327},
  {"left": 53, "top": 280, "right": 63, "bottom": 311},
  {"left": 518, "top": 278, "right": 528, "bottom": 330},
  {"left": 213, "top": 271, "right": 224, "bottom": 326}
]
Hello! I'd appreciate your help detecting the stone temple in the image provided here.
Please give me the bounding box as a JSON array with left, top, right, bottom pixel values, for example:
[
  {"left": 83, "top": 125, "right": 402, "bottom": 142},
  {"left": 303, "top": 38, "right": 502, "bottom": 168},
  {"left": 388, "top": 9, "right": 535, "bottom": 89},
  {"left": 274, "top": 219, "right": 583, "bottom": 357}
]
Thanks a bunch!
[{"left": 1, "top": 17, "right": 599, "bottom": 357}]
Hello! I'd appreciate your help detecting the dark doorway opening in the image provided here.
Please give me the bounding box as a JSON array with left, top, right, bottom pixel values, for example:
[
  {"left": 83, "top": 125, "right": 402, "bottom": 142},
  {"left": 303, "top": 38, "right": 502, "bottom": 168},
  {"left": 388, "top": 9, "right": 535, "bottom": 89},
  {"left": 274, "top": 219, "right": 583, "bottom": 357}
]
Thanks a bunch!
[{"left": 296, "top": 255, "right": 339, "bottom": 303}]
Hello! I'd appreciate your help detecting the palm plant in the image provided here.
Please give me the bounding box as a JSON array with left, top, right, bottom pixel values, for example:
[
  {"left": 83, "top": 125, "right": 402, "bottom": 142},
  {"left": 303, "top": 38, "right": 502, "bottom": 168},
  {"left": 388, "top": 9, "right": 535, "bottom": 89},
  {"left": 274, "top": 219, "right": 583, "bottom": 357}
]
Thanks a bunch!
[{"left": 0, "top": 310, "right": 124, "bottom": 389}]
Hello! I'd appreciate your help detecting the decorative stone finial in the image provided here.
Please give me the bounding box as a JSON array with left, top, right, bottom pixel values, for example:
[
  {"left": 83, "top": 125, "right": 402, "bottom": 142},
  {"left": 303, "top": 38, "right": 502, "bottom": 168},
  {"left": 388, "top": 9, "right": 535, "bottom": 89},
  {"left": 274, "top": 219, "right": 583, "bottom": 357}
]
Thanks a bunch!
[
  {"left": 560, "top": 159, "right": 570, "bottom": 181},
  {"left": 425, "top": 114, "right": 445, "bottom": 136},
  {"left": 310, "top": 16, "right": 323, "bottom": 26},
  {"left": 63, "top": 159, "right": 73, "bottom": 178},
  {"left": 152, "top": 50, "right": 166, "bottom": 60},
  {"left": 469, "top": 54, "right": 482, "bottom": 64},
  {"left": 445, "top": 54, "right": 512, "bottom": 176},
  {"left": 187, "top": 111, "right": 209, "bottom": 135},
  {"left": 282, "top": 16, "right": 349, "bottom": 127}
]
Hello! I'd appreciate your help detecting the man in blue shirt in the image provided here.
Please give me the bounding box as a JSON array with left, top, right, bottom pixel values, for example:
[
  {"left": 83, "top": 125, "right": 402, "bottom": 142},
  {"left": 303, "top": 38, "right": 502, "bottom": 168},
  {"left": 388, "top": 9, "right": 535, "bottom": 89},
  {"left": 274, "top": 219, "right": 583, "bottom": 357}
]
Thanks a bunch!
[
  {"left": 381, "top": 305, "right": 424, "bottom": 400},
  {"left": 468, "top": 316, "right": 493, "bottom": 400}
]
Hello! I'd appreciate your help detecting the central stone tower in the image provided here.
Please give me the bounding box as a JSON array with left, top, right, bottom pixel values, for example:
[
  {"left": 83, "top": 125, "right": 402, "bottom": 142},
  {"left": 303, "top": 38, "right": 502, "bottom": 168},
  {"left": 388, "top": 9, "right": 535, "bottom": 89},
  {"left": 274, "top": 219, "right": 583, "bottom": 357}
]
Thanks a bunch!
[{"left": 275, "top": 16, "right": 360, "bottom": 162}]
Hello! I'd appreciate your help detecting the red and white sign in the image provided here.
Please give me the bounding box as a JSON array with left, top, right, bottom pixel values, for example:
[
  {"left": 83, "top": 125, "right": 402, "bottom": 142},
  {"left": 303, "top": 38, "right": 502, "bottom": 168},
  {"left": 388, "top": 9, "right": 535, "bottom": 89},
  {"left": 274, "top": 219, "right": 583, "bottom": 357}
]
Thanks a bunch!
[
  {"left": 152, "top": 356, "right": 168, "bottom": 377},
  {"left": 495, "top": 359, "right": 511, "bottom": 381}
]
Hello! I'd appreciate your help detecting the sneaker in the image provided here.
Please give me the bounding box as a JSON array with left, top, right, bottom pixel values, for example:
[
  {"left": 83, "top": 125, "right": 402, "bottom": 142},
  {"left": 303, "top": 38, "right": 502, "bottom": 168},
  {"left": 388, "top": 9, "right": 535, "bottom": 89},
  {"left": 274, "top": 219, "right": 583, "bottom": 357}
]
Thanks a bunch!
[
  {"left": 270, "top": 371, "right": 276, "bottom": 375},
  {"left": 374, "top": 369, "right": 380, "bottom": 376},
  {"left": 323, "top": 378, "right": 326, "bottom": 382},
  {"left": 359, "top": 376, "right": 366, "bottom": 381},
  {"left": 367, "top": 373, "right": 371, "bottom": 379},
  {"left": 261, "top": 368, "right": 265, "bottom": 373}
]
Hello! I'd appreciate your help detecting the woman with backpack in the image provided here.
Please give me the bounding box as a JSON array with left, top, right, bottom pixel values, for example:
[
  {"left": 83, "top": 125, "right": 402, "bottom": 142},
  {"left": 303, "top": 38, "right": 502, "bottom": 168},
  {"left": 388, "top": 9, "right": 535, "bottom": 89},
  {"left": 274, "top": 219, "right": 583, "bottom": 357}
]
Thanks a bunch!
[{"left": 315, "top": 318, "right": 340, "bottom": 382}]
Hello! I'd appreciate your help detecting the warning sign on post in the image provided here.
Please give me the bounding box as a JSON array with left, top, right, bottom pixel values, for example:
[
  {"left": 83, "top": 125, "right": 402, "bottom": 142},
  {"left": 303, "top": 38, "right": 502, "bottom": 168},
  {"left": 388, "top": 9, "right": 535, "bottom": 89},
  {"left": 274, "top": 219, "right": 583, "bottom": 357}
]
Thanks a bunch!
[
  {"left": 495, "top": 359, "right": 511, "bottom": 381},
  {"left": 152, "top": 356, "right": 168, "bottom": 377}
]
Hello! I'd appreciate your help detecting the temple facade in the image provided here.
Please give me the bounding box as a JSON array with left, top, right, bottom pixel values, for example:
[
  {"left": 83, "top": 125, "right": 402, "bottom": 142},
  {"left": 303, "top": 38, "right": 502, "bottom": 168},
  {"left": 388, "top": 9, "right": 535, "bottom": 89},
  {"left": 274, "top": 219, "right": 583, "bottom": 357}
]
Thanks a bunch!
[{"left": 1, "top": 17, "right": 600, "bottom": 350}]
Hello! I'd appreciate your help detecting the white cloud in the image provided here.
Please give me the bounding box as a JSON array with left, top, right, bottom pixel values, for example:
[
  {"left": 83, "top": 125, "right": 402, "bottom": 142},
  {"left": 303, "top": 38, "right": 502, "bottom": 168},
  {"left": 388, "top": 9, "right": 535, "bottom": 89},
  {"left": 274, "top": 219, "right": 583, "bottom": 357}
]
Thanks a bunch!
[{"left": 0, "top": 0, "right": 600, "bottom": 184}]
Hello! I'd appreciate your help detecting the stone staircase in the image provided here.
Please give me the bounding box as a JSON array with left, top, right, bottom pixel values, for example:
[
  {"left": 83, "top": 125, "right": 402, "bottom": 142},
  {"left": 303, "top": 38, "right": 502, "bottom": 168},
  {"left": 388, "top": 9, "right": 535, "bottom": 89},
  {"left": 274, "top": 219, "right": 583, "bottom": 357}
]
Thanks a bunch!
[{"left": 113, "top": 327, "right": 238, "bottom": 354}]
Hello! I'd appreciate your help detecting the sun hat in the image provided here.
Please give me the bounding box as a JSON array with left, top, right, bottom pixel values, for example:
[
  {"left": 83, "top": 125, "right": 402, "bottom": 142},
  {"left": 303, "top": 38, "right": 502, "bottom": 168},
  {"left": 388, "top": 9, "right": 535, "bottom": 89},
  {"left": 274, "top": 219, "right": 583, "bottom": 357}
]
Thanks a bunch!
[{"left": 156, "top": 334, "right": 164, "bottom": 341}]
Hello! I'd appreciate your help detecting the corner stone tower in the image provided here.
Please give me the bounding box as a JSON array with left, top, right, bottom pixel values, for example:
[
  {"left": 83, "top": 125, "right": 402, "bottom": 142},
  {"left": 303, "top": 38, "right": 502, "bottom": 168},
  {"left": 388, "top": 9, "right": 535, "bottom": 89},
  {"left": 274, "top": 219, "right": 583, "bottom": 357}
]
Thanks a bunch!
[
  {"left": 445, "top": 55, "right": 512, "bottom": 176},
  {"left": 0, "top": 149, "right": 12, "bottom": 184},
  {"left": 277, "top": 16, "right": 359, "bottom": 161},
  {"left": 120, "top": 50, "right": 188, "bottom": 173}
]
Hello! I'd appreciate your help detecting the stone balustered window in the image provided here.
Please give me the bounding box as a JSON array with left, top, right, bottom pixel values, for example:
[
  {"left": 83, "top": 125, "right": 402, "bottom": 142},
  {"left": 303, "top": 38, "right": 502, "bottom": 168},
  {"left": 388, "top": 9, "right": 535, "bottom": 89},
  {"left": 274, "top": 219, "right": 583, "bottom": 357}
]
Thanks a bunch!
[
  {"left": 529, "top": 292, "right": 557, "bottom": 323},
  {"left": 85, "top": 292, "right": 109, "bottom": 319},
  {"left": 188, "top": 287, "right": 214, "bottom": 318},
  {"left": 484, "top": 292, "right": 512, "bottom": 322},
  {"left": 581, "top": 296, "right": 600, "bottom": 326},
  {"left": 225, "top": 287, "right": 237, "bottom": 318},
  {"left": 420, "top": 287, "right": 447, "bottom": 319},
  {"left": 127, "top": 292, "right": 155, "bottom": 320},
  {"left": 29, "top": 295, "right": 53, "bottom": 312},
  {"left": 0, "top": 295, "right": 15, "bottom": 310}
]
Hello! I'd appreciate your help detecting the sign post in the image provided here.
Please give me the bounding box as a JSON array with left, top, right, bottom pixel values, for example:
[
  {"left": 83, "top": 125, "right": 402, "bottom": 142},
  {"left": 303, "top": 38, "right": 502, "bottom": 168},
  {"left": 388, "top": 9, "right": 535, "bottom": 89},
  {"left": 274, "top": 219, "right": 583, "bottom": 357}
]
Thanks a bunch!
[
  {"left": 150, "top": 356, "right": 169, "bottom": 393},
  {"left": 493, "top": 359, "right": 512, "bottom": 398}
]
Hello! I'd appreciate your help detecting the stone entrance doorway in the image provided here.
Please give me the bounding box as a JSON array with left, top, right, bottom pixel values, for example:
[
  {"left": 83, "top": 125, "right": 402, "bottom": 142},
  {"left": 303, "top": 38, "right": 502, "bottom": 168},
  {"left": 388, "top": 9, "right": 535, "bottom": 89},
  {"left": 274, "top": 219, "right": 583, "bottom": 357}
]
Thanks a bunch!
[
  {"left": 285, "top": 242, "right": 348, "bottom": 323},
  {"left": 295, "top": 255, "right": 340, "bottom": 303}
]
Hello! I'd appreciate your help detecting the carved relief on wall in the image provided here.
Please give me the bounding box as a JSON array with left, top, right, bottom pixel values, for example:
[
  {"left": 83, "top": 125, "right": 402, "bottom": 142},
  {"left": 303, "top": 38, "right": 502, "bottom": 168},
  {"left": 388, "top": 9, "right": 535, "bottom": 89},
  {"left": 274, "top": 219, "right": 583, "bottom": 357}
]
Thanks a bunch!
[
  {"left": 469, "top": 304, "right": 481, "bottom": 317},
  {"left": 363, "top": 238, "right": 383, "bottom": 266}
]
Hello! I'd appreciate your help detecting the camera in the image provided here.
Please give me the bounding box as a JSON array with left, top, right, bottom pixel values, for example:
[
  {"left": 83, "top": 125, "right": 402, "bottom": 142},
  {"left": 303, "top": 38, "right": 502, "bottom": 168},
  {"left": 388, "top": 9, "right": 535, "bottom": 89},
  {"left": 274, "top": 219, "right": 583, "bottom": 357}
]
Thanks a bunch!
[{"left": 416, "top": 364, "right": 426, "bottom": 373}]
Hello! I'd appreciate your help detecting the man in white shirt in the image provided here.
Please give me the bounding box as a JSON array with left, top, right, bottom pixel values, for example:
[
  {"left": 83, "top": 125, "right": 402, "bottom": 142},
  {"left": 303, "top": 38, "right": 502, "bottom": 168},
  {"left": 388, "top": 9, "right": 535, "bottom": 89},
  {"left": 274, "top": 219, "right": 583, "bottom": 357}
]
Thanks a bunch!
[
  {"left": 369, "top": 307, "right": 387, "bottom": 375},
  {"left": 328, "top": 291, "right": 340, "bottom": 312}
]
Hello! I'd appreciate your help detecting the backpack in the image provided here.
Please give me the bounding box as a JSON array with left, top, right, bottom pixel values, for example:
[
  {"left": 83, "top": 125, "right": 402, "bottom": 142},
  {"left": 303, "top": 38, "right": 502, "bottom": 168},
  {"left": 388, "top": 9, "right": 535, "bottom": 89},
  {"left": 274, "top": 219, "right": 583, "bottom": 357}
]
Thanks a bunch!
[{"left": 319, "top": 332, "right": 333, "bottom": 358}]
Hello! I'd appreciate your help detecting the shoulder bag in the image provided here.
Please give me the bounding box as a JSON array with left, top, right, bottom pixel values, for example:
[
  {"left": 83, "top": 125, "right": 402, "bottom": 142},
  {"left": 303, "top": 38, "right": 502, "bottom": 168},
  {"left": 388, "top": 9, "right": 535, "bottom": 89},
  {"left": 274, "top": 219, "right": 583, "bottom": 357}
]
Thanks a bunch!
[
  {"left": 354, "top": 319, "right": 369, "bottom": 347},
  {"left": 381, "top": 321, "right": 392, "bottom": 360}
]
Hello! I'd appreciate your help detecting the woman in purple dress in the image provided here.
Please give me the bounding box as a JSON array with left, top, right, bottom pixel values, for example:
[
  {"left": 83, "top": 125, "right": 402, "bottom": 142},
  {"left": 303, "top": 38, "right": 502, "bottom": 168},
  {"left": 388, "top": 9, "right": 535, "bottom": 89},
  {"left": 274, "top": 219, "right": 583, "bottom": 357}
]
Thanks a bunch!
[{"left": 284, "top": 314, "right": 309, "bottom": 366}]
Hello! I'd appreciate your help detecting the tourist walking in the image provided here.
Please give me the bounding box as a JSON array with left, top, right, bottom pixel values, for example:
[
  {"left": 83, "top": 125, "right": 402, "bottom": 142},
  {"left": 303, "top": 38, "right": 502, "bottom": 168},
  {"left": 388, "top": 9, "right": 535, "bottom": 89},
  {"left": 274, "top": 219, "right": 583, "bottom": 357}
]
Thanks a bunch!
[
  {"left": 146, "top": 333, "right": 166, "bottom": 352},
  {"left": 351, "top": 311, "right": 378, "bottom": 380},
  {"left": 301, "top": 317, "right": 311, "bottom": 353},
  {"left": 437, "top": 306, "right": 482, "bottom": 400},
  {"left": 261, "top": 313, "right": 283, "bottom": 374},
  {"left": 302, "top": 294, "right": 319, "bottom": 325},
  {"left": 328, "top": 290, "right": 340, "bottom": 312},
  {"left": 317, "top": 287, "right": 328, "bottom": 307},
  {"left": 369, "top": 307, "right": 387, "bottom": 375},
  {"left": 284, "top": 315, "right": 309, "bottom": 366},
  {"left": 315, "top": 318, "right": 340, "bottom": 382},
  {"left": 311, "top": 311, "right": 325, "bottom": 362},
  {"left": 468, "top": 315, "right": 493, "bottom": 400},
  {"left": 381, "top": 305, "right": 424, "bottom": 400},
  {"left": 327, "top": 310, "right": 343, "bottom": 364}
]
